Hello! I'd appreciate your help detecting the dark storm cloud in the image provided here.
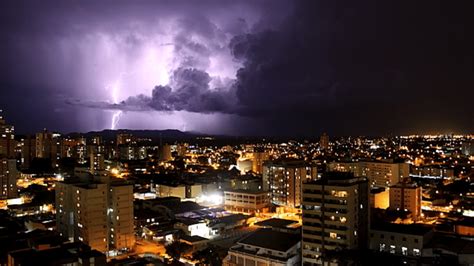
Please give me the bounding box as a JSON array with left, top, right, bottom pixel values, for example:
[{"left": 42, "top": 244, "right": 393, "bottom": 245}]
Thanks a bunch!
[
  {"left": 231, "top": 0, "right": 474, "bottom": 135},
  {"left": 71, "top": 67, "right": 237, "bottom": 113}
]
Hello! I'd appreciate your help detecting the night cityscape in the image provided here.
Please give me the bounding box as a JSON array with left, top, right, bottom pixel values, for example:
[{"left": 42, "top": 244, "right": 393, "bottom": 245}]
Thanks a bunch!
[{"left": 1, "top": 1, "right": 473, "bottom": 266}]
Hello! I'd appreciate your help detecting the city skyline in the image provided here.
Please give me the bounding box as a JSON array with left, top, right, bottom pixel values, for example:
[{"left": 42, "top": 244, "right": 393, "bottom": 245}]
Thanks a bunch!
[{"left": 1, "top": 0, "right": 473, "bottom": 136}]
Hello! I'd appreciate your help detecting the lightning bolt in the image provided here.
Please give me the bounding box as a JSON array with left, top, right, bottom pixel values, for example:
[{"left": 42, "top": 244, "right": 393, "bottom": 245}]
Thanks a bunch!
[
  {"left": 107, "top": 71, "right": 136, "bottom": 130},
  {"left": 110, "top": 81, "right": 122, "bottom": 130}
]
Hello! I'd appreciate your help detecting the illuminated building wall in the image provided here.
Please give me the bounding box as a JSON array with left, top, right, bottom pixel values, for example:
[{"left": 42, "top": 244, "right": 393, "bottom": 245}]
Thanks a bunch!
[
  {"left": 328, "top": 161, "right": 409, "bottom": 187},
  {"left": 251, "top": 151, "right": 269, "bottom": 174},
  {"left": 301, "top": 173, "right": 369, "bottom": 264},
  {"left": 0, "top": 110, "right": 16, "bottom": 158},
  {"left": 56, "top": 179, "right": 135, "bottom": 252},
  {"left": 0, "top": 158, "right": 18, "bottom": 199},
  {"left": 159, "top": 144, "right": 172, "bottom": 161},
  {"left": 90, "top": 149, "right": 105, "bottom": 175},
  {"left": 370, "top": 188, "right": 390, "bottom": 209},
  {"left": 263, "top": 160, "right": 317, "bottom": 208},
  {"left": 36, "top": 130, "right": 62, "bottom": 167},
  {"left": 224, "top": 190, "right": 270, "bottom": 214},
  {"left": 19, "top": 135, "right": 36, "bottom": 169},
  {"left": 320, "top": 133, "right": 329, "bottom": 150},
  {"left": 389, "top": 182, "right": 422, "bottom": 218}
]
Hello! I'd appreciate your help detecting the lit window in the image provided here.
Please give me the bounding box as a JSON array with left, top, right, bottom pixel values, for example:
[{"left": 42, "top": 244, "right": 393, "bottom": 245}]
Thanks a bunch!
[
  {"left": 379, "top": 243, "right": 386, "bottom": 252},
  {"left": 330, "top": 232, "right": 337, "bottom": 239},
  {"left": 401, "top": 247, "right": 408, "bottom": 256},
  {"left": 389, "top": 245, "right": 396, "bottom": 254}
]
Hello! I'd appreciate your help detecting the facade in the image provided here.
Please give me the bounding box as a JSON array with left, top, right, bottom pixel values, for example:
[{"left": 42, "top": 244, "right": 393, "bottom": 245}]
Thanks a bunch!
[
  {"left": 36, "top": 130, "right": 62, "bottom": 167},
  {"left": 224, "top": 190, "right": 270, "bottom": 214},
  {"left": 0, "top": 158, "right": 18, "bottom": 199},
  {"left": 389, "top": 182, "right": 422, "bottom": 218},
  {"left": 0, "top": 110, "right": 16, "bottom": 158},
  {"left": 89, "top": 148, "right": 105, "bottom": 175},
  {"left": 301, "top": 172, "right": 369, "bottom": 265},
  {"left": 251, "top": 151, "right": 269, "bottom": 174},
  {"left": 369, "top": 224, "right": 432, "bottom": 257},
  {"left": 319, "top": 133, "right": 329, "bottom": 150},
  {"left": 462, "top": 140, "right": 473, "bottom": 156},
  {"left": 56, "top": 177, "right": 135, "bottom": 252},
  {"left": 410, "top": 165, "right": 455, "bottom": 179},
  {"left": 19, "top": 135, "right": 36, "bottom": 169},
  {"left": 155, "top": 183, "right": 202, "bottom": 199},
  {"left": 116, "top": 133, "right": 133, "bottom": 146},
  {"left": 328, "top": 161, "right": 409, "bottom": 187},
  {"left": 159, "top": 144, "right": 172, "bottom": 161},
  {"left": 369, "top": 187, "right": 389, "bottom": 209},
  {"left": 263, "top": 160, "right": 317, "bottom": 208},
  {"left": 224, "top": 228, "right": 301, "bottom": 266}
]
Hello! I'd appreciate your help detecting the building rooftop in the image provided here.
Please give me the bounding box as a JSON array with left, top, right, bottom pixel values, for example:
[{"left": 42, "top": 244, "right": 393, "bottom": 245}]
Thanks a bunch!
[
  {"left": 238, "top": 228, "right": 300, "bottom": 252},
  {"left": 305, "top": 172, "right": 367, "bottom": 186},
  {"left": 371, "top": 223, "right": 432, "bottom": 236},
  {"left": 224, "top": 189, "right": 268, "bottom": 195},
  {"left": 180, "top": 234, "right": 209, "bottom": 243},
  {"left": 254, "top": 218, "right": 299, "bottom": 229}
]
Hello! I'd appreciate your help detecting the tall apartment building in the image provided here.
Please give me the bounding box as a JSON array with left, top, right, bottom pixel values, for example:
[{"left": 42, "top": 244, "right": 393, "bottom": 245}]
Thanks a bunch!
[
  {"left": 56, "top": 177, "right": 135, "bottom": 252},
  {"left": 251, "top": 151, "right": 269, "bottom": 174},
  {"left": 389, "top": 182, "right": 422, "bottom": 218},
  {"left": 159, "top": 144, "right": 172, "bottom": 161},
  {"left": 263, "top": 160, "right": 317, "bottom": 208},
  {"left": 0, "top": 110, "right": 16, "bottom": 158},
  {"left": 19, "top": 135, "right": 36, "bottom": 169},
  {"left": 319, "top": 133, "right": 329, "bottom": 150},
  {"left": 0, "top": 158, "right": 18, "bottom": 199},
  {"left": 327, "top": 161, "right": 409, "bottom": 187},
  {"left": 116, "top": 133, "right": 133, "bottom": 146},
  {"left": 36, "top": 130, "right": 62, "bottom": 166},
  {"left": 301, "top": 172, "right": 369, "bottom": 265},
  {"left": 90, "top": 150, "right": 105, "bottom": 175}
]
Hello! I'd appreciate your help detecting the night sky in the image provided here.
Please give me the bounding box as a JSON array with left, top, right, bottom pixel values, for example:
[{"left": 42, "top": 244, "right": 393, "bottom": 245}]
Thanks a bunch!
[{"left": 1, "top": 0, "right": 473, "bottom": 136}]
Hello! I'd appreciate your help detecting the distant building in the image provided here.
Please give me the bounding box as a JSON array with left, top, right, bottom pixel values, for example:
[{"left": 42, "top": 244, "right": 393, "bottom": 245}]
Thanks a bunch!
[
  {"left": 19, "top": 135, "right": 36, "bottom": 169},
  {"left": 369, "top": 223, "right": 432, "bottom": 257},
  {"left": 89, "top": 149, "right": 105, "bottom": 175},
  {"left": 389, "top": 182, "right": 422, "bottom": 218},
  {"left": 0, "top": 158, "right": 18, "bottom": 199},
  {"left": 116, "top": 133, "right": 133, "bottom": 146},
  {"left": 462, "top": 140, "right": 474, "bottom": 156},
  {"left": 236, "top": 159, "right": 253, "bottom": 174},
  {"left": 263, "top": 160, "right": 317, "bottom": 208},
  {"left": 410, "top": 165, "right": 455, "bottom": 179},
  {"left": 328, "top": 161, "right": 409, "bottom": 187},
  {"left": 370, "top": 187, "right": 389, "bottom": 209},
  {"left": 0, "top": 110, "right": 16, "bottom": 158},
  {"left": 56, "top": 177, "right": 135, "bottom": 252},
  {"left": 224, "top": 190, "right": 270, "bottom": 214},
  {"left": 159, "top": 144, "right": 172, "bottom": 161},
  {"left": 155, "top": 183, "right": 202, "bottom": 199},
  {"left": 36, "top": 130, "right": 62, "bottom": 166},
  {"left": 251, "top": 151, "right": 269, "bottom": 174},
  {"left": 174, "top": 219, "right": 210, "bottom": 239},
  {"left": 319, "top": 133, "right": 329, "bottom": 150},
  {"left": 301, "top": 172, "right": 369, "bottom": 265},
  {"left": 224, "top": 228, "right": 301, "bottom": 266}
]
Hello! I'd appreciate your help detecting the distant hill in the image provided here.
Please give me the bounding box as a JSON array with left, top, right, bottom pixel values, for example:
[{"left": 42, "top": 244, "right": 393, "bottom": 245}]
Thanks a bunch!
[{"left": 65, "top": 129, "right": 204, "bottom": 142}]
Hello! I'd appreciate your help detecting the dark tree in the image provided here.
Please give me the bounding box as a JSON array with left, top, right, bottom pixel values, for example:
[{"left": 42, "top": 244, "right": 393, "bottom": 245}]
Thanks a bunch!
[{"left": 165, "top": 240, "right": 191, "bottom": 262}]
